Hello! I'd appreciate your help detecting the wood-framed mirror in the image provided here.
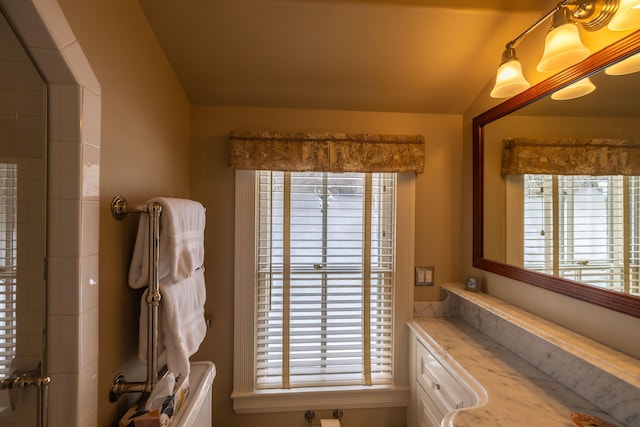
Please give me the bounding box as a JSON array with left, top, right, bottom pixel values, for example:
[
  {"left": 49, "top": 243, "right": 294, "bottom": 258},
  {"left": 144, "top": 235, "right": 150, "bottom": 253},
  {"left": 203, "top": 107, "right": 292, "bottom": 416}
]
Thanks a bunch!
[{"left": 473, "top": 29, "right": 640, "bottom": 318}]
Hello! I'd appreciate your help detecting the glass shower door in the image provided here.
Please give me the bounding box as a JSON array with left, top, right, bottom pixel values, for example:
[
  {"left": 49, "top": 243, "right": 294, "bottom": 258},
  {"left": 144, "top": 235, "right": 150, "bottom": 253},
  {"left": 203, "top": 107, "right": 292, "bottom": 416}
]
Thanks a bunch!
[{"left": 0, "top": 7, "right": 48, "bottom": 427}]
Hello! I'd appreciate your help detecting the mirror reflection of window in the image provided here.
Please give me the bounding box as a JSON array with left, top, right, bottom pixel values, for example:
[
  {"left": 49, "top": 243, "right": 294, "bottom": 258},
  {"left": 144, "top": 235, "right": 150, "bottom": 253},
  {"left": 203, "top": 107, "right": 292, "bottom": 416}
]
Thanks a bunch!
[
  {"left": 520, "top": 174, "right": 640, "bottom": 296},
  {"left": 0, "top": 163, "right": 17, "bottom": 378}
]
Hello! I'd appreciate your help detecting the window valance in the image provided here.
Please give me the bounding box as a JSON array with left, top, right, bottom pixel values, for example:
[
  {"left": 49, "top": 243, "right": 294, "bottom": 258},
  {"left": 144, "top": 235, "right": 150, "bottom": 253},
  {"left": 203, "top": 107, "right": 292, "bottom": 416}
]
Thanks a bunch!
[
  {"left": 229, "top": 131, "right": 425, "bottom": 173},
  {"left": 501, "top": 137, "right": 640, "bottom": 176}
]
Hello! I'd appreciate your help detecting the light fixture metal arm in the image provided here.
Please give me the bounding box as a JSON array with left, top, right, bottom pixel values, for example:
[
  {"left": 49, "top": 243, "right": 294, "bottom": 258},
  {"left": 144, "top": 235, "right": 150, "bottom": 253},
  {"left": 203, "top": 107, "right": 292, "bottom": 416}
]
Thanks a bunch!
[
  {"left": 504, "top": 0, "right": 619, "bottom": 49},
  {"left": 505, "top": 0, "right": 570, "bottom": 49}
]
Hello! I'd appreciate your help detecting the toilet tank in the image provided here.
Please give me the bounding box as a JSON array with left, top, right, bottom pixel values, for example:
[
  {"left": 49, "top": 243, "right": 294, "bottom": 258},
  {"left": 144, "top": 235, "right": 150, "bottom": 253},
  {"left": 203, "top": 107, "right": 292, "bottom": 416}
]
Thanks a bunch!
[{"left": 172, "top": 361, "right": 216, "bottom": 427}]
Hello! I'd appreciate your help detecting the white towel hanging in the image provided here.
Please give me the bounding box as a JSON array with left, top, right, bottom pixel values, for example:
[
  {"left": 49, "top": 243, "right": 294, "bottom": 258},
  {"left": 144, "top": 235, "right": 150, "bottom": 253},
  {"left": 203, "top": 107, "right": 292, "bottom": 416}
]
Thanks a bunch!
[
  {"left": 128, "top": 197, "right": 208, "bottom": 378},
  {"left": 128, "top": 197, "right": 206, "bottom": 288},
  {"left": 138, "top": 269, "right": 207, "bottom": 378}
]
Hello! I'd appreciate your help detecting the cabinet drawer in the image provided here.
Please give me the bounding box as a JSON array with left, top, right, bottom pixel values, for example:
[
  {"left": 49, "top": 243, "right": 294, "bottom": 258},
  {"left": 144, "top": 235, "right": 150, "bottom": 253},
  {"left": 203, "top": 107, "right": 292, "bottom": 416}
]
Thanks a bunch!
[
  {"left": 416, "top": 381, "right": 444, "bottom": 427},
  {"left": 416, "top": 342, "right": 474, "bottom": 413}
]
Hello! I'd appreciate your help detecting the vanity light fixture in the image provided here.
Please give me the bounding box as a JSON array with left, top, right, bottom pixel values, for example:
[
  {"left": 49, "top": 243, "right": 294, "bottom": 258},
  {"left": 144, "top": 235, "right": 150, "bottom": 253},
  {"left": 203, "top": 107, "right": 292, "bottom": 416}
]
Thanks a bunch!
[
  {"left": 550, "top": 76, "right": 596, "bottom": 99},
  {"left": 604, "top": 51, "right": 640, "bottom": 73},
  {"left": 608, "top": 0, "right": 640, "bottom": 30},
  {"left": 490, "top": 47, "right": 531, "bottom": 98},
  {"left": 490, "top": 0, "right": 634, "bottom": 99},
  {"left": 537, "top": 8, "right": 591, "bottom": 72}
]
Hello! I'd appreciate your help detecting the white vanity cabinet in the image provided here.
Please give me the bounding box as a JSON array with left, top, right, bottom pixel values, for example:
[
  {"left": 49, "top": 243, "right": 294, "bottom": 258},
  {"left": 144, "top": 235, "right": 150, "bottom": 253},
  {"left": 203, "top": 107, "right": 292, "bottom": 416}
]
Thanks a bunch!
[
  {"left": 408, "top": 326, "right": 475, "bottom": 427},
  {"left": 406, "top": 288, "right": 635, "bottom": 427},
  {"left": 415, "top": 382, "right": 445, "bottom": 427}
]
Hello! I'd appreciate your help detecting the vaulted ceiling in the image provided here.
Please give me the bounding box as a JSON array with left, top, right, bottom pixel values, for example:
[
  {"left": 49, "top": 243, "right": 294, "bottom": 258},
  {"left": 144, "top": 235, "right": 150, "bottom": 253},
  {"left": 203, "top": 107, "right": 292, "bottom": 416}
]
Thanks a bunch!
[{"left": 137, "top": 0, "right": 544, "bottom": 114}]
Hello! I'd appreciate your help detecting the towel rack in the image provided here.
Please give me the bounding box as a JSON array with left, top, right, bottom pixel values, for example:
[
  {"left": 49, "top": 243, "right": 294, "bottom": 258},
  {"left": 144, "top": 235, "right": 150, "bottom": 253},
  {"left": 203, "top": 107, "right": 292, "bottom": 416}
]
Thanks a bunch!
[{"left": 109, "top": 195, "right": 163, "bottom": 402}]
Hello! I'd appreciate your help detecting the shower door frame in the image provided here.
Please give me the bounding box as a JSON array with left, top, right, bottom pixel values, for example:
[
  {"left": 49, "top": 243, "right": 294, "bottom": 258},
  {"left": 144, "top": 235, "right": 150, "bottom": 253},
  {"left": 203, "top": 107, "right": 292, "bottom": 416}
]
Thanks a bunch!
[{"left": 0, "top": 1, "right": 102, "bottom": 426}]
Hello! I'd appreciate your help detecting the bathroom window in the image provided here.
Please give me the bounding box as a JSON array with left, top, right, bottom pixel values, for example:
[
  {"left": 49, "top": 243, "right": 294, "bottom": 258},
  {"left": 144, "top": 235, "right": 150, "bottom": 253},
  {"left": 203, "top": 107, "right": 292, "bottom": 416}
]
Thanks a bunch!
[
  {"left": 256, "top": 171, "right": 394, "bottom": 389},
  {"left": 520, "top": 174, "right": 640, "bottom": 296},
  {"left": 232, "top": 170, "right": 413, "bottom": 413},
  {"left": 0, "top": 163, "right": 17, "bottom": 378}
]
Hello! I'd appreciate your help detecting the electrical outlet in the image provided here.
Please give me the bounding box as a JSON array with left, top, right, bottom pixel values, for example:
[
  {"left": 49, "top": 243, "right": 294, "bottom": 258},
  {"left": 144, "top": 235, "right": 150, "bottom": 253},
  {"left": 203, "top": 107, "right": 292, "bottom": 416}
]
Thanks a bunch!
[{"left": 415, "top": 266, "right": 434, "bottom": 286}]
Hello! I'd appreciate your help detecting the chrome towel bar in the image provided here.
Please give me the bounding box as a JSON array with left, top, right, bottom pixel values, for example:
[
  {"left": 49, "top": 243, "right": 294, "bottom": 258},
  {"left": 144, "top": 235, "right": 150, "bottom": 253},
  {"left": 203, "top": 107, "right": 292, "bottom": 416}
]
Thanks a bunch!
[{"left": 109, "top": 195, "right": 163, "bottom": 402}]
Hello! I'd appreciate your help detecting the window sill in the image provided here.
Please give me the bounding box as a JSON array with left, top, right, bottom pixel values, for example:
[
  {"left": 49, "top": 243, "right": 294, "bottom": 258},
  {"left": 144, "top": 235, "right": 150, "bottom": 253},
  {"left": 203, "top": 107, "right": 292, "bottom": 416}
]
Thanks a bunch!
[{"left": 231, "top": 385, "right": 409, "bottom": 414}]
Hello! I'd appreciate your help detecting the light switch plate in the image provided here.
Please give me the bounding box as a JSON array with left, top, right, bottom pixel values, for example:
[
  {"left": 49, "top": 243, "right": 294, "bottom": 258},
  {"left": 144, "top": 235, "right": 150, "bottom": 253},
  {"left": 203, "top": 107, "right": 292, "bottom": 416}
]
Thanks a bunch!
[{"left": 415, "top": 266, "right": 434, "bottom": 286}]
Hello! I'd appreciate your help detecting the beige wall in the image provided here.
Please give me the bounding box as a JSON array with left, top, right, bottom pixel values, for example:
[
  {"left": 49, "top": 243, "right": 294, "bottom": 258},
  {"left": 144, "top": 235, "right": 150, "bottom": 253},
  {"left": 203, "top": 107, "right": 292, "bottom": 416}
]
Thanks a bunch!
[
  {"left": 56, "top": 0, "right": 192, "bottom": 424},
  {"left": 190, "top": 106, "right": 462, "bottom": 426},
  {"left": 54, "top": 1, "right": 464, "bottom": 424},
  {"left": 54, "top": 1, "right": 640, "bottom": 425}
]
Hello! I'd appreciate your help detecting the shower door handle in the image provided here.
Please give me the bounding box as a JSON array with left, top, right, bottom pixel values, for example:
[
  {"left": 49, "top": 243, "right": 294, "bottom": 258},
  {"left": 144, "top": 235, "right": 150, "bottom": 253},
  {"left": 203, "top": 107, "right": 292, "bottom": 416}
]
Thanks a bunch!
[{"left": 0, "top": 370, "right": 51, "bottom": 427}]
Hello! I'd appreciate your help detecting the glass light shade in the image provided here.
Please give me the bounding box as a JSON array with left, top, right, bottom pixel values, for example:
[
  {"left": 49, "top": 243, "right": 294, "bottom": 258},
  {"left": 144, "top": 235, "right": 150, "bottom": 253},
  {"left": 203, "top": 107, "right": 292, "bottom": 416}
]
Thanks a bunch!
[
  {"left": 605, "top": 52, "right": 640, "bottom": 75},
  {"left": 608, "top": 0, "right": 640, "bottom": 31},
  {"left": 537, "top": 23, "right": 591, "bottom": 72},
  {"left": 490, "top": 59, "right": 530, "bottom": 98},
  {"left": 551, "top": 77, "right": 596, "bottom": 100}
]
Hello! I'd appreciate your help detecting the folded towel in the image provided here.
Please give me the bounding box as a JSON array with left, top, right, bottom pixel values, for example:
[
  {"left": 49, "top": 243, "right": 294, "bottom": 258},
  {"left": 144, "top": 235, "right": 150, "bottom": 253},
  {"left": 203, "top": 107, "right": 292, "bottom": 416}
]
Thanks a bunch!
[
  {"left": 129, "top": 197, "right": 208, "bottom": 378},
  {"left": 129, "top": 197, "right": 206, "bottom": 288},
  {"left": 138, "top": 268, "right": 208, "bottom": 378}
]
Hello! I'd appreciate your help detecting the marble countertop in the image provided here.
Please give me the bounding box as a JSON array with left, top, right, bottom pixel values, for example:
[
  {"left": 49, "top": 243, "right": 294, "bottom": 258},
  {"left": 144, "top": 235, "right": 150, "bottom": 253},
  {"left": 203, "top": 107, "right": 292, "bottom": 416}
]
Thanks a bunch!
[
  {"left": 439, "top": 283, "right": 640, "bottom": 394},
  {"left": 409, "top": 318, "right": 623, "bottom": 426}
]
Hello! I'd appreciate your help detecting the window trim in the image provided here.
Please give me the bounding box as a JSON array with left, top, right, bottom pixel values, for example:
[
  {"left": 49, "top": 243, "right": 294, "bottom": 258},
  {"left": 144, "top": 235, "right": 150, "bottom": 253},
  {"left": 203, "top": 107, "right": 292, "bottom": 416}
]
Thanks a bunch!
[{"left": 232, "top": 170, "right": 414, "bottom": 414}]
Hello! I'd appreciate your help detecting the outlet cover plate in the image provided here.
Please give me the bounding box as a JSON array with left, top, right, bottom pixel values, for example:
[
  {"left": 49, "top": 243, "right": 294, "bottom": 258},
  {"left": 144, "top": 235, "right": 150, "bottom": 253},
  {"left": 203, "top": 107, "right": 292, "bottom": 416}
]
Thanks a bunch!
[{"left": 415, "top": 266, "right": 434, "bottom": 286}]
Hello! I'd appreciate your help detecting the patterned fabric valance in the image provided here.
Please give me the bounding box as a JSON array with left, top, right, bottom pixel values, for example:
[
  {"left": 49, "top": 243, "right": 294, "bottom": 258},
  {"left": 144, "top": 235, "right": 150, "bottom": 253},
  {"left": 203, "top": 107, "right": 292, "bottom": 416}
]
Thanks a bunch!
[
  {"left": 501, "top": 137, "right": 640, "bottom": 176},
  {"left": 229, "top": 131, "right": 425, "bottom": 173}
]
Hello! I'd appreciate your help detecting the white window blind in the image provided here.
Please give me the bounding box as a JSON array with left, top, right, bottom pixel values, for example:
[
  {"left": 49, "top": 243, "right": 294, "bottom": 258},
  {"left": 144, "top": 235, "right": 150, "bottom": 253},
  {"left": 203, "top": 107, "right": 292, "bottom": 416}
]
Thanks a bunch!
[
  {"left": 524, "top": 174, "right": 640, "bottom": 295},
  {"left": 0, "top": 163, "right": 17, "bottom": 378},
  {"left": 255, "top": 171, "right": 395, "bottom": 389}
]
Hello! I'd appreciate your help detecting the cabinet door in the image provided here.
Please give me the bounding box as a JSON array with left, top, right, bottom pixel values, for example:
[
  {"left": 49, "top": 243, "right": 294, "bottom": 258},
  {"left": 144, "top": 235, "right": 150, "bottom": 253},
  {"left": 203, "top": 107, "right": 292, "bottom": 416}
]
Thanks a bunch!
[
  {"left": 416, "top": 342, "right": 474, "bottom": 412},
  {"left": 416, "top": 382, "right": 444, "bottom": 427}
]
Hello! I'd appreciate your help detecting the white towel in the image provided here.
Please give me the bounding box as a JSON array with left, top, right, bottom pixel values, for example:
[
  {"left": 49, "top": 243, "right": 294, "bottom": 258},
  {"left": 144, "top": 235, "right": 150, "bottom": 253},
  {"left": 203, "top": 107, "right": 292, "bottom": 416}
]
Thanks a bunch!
[
  {"left": 128, "top": 197, "right": 208, "bottom": 378},
  {"left": 128, "top": 197, "right": 206, "bottom": 288},
  {"left": 138, "top": 268, "right": 207, "bottom": 378}
]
